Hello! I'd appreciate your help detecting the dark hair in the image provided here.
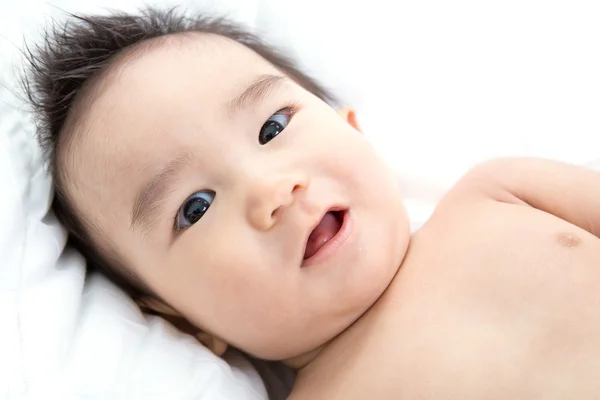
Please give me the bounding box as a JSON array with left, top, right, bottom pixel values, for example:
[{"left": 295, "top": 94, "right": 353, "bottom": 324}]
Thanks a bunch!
[{"left": 24, "top": 7, "right": 335, "bottom": 300}]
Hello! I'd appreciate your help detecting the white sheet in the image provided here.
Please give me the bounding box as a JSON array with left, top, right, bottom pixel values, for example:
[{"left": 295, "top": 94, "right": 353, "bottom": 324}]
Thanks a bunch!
[
  {"left": 2, "top": 0, "right": 600, "bottom": 398},
  {"left": 1, "top": 2, "right": 269, "bottom": 399}
]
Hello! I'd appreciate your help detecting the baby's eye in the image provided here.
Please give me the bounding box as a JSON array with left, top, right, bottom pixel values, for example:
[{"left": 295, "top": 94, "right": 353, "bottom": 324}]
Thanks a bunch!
[
  {"left": 258, "top": 108, "right": 293, "bottom": 145},
  {"left": 175, "top": 190, "right": 215, "bottom": 231}
]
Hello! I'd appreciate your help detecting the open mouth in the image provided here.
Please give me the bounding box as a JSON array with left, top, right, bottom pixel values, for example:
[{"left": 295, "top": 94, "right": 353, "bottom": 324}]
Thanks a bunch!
[{"left": 303, "top": 209, "right": 346, "bottom": 261}]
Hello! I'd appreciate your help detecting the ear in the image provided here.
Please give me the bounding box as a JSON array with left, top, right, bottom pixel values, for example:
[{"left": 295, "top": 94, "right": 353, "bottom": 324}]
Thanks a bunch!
[
  {"left": 137, "top": 297, "right": 228, "bottom": 356},
  {"left": 337, "top": 106, "right": 362, "bottom": 133}
]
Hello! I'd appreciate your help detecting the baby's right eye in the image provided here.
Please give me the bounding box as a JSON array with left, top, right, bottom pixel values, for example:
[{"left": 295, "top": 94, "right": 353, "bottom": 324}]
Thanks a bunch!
[{"left": 175, "top": 190, "right": 215, "bottom": 231}]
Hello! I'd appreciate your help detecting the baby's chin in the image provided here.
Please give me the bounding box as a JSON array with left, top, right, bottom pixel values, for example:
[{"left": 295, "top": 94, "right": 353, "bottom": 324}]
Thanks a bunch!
[
  {"left": 276, "top": 282, "right": 392, "bottom": 369},
  {"left": 262, "top": 267, "right": 402, "bottom": 367},
  {"left": 246, "top": 211, "right": 410, "bottom": 365}
]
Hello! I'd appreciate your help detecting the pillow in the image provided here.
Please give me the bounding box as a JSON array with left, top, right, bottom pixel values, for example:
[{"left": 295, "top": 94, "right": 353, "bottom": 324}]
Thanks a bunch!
[{"left": 1, "top": 1, "right": 269, "bottom": 398}]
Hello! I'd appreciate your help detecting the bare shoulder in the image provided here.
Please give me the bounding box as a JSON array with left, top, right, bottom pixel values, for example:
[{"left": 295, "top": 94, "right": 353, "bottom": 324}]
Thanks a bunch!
[
  {"left": 451, "top": 156, "right": 597, "bottom": 195},
  {"left": 419, "top": 158, "right": 545, "bottom": 234},
  {"left": 426, "top": 155, "right": 600, "bottom": 238},
  {"left": 434, "top": 158, "right": 524, "bottom": 209},
  {"left": 437, "top": 157, "right": 570, "bottom": 206}
]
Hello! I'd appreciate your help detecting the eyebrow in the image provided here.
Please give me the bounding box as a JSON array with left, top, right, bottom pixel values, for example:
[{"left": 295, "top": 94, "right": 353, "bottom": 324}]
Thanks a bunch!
[
  {"left": 130, "top": 152, "right": 193, "bottom": 235},
  {"left": 226, "top": 74, "right": 286, "bottom": 117}
]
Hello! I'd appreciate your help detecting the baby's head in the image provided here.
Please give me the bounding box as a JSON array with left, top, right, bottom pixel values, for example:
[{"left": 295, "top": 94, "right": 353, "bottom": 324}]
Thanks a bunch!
[{"left": 26, "top": 8, "right": 410, "bottom": 362}]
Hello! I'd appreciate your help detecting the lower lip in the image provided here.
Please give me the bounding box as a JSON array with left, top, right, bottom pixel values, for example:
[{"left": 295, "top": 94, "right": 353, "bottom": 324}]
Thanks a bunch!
[{"left": 301, "top": 211, "right": 353, "bottom": 268}]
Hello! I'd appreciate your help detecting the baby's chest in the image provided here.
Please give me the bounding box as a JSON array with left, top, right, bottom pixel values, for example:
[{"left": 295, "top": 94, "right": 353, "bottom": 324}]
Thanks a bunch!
[
  {"left": 409, "top": 201, "right": 600, "bottom": 306},
  {"left": 314, "top": 203, "right": 600, "bottom": 399}
]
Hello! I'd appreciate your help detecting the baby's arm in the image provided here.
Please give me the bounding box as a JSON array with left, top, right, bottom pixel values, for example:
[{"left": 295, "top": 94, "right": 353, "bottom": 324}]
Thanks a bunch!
[{"left": 460, "top": 157, "right": 600, "bottom": 237}]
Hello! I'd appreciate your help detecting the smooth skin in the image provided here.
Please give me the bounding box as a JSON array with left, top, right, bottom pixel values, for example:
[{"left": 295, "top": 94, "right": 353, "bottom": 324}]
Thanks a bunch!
[{"left": 60, "top": 33, "right": 600, "bottom": 398}]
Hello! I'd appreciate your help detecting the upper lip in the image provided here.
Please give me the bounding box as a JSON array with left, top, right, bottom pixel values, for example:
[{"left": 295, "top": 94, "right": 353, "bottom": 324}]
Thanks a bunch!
[{"left": 301, "top": 206, "right": 346, "bottom": 261}]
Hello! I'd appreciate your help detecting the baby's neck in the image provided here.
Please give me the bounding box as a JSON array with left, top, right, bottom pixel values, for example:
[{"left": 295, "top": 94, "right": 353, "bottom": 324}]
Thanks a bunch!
[
  {"left": 284, "top": 258, "right": 405, "bottom": 372},
  {"left": 284, "top": 346, "right": 326, "bottom": 370}
]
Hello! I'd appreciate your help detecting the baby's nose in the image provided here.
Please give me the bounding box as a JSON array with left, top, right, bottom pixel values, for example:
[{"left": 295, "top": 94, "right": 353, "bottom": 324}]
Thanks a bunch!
[{"left": 246, "top": 173, "right": 308, "bottom": 231}]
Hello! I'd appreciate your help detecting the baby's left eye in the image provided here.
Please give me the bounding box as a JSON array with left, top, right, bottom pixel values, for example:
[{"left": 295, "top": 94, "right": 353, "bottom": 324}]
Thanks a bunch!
[{"left": 258, "top": 109, "right": 293, "bottom": 145}]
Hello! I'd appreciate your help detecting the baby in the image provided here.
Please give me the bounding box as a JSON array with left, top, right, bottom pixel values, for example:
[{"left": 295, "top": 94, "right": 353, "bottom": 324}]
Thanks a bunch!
[{"left": 26, "top": 7, "right": 600, "bottom": 399}]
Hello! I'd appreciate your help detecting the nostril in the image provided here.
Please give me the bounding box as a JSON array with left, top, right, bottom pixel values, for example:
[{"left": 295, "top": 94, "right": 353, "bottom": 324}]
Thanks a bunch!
[{"left": 292, "top": 183, "right": 303, "bottom": 192}]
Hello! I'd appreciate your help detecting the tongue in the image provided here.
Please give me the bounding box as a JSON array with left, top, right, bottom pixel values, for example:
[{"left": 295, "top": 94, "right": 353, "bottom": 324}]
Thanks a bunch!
[{"left": 304, "top": 212, "right": 341, "bottom": 260}]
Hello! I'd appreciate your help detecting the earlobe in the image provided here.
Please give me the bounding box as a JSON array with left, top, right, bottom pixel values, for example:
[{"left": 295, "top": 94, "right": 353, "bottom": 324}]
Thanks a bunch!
[{"left": 337, "top": 106, "right": 362, "bottom": 133}]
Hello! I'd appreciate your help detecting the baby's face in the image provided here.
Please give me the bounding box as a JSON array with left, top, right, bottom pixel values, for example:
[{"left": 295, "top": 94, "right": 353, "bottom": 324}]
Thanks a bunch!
[{"left": 65, "top": 35, "right": 409, "bottom": 359}]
